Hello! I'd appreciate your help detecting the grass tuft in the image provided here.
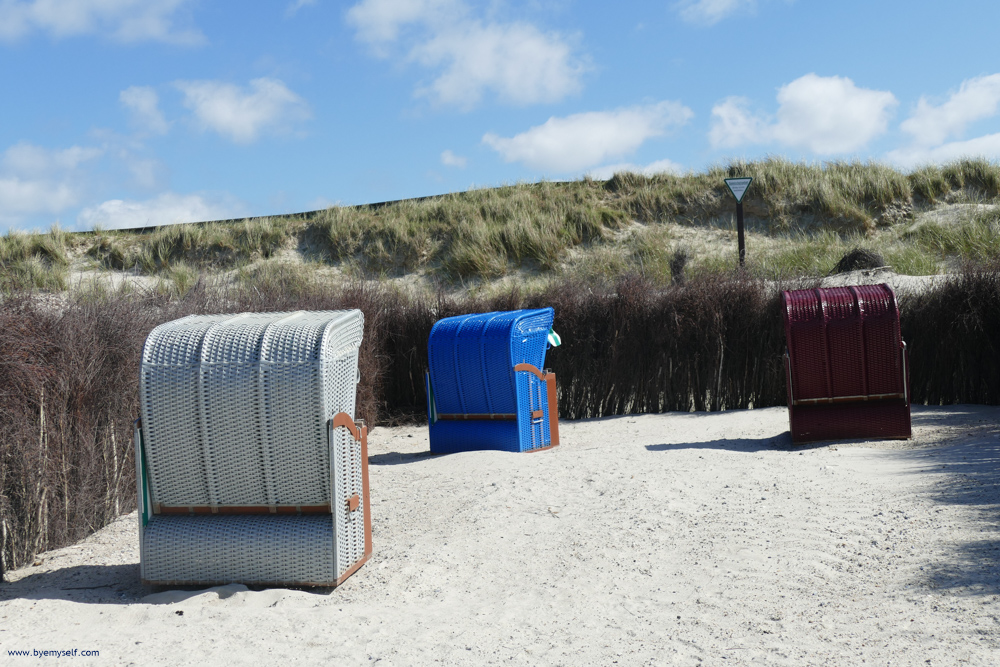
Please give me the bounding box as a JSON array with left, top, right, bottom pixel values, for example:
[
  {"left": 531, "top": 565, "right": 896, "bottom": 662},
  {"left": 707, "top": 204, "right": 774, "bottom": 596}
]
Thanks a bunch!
[
  {"left": 0, "top": 226, "right": 70, "bottom": 292},
  {"left": 904, "top": 207, "right": 1000, "bottom": 264}
]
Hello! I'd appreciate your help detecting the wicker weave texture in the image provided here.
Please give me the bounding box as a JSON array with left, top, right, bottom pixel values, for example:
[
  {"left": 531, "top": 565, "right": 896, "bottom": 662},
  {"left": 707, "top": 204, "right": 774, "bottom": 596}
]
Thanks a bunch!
[
  {"left": 781, "top": 285, "right": 910, "bottom": 443},
  {"left": 782, "top": 285, "right": 903, "bottom": 401},
  {"left": 427, "top": 309, "right": 553, "bottom": 453},
  {"left": 142, "top": 514, "right": 336, "bottom": 585},
  {"left": 139, "top": 310, "right": 363, "bottom": 508},
  {"left": 516, "top": 370, "right": 549, "bottom": 450},
  {"left": 331, "top": 423, "right": 367, "bottom": 577},
  {"left": 788, "top": 402, "right": 911, "bottom": 443}
]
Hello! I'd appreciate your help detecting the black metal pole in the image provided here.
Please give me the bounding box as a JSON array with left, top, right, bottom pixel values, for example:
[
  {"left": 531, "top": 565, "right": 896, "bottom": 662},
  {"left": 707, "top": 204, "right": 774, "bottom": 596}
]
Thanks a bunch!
[{"left": 736, "top": 201, "right": 745, "bottom": 266}]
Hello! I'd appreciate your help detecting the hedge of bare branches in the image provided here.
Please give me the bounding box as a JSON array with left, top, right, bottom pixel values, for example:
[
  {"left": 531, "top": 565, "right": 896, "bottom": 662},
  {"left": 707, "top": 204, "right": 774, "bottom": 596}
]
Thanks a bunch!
[{"left": 2, "top": 267, "right": 999, "bottom": 574}]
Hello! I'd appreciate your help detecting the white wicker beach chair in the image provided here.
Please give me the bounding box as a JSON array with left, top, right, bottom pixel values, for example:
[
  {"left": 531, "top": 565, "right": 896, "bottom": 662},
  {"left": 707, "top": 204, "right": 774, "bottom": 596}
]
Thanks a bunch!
[{"left": 134, "top": 310, "right": 371, "bottom": 587}]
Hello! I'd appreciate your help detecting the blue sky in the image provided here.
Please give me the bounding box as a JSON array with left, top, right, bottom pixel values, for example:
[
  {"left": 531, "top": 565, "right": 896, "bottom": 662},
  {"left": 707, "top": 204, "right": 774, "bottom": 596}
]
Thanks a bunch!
[{"left": 2, "top": 0, "right": 1000, "bottom": 232}]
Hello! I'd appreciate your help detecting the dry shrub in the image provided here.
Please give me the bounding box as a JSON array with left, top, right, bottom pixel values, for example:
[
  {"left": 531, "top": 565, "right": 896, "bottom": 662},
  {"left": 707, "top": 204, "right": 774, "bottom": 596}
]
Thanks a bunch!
[
  {"left": 356, "top": 267, "right": 1000, "bottom": 421},
  {"left": 370, "top": 274, "right": 787, "bottom": 421},
  {"left": 534, "top": 275, "right": 786, "bottom": 418},
  {"left": 2, "top": 264, "right": 999, "bottom": 572},
  {"left": 0, "top": 288, "right": 177, "bottom": 574},
  {"left": 900, "top": 262, "right": 1000, "bottom": 405}
]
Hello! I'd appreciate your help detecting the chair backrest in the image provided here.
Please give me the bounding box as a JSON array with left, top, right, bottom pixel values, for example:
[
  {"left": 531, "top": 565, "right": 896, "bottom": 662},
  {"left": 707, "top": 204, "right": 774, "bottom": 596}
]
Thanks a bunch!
[
  {"left": 427, "top": 308, "right": 553, "bottom": 416},
  {"left": 139, "top": 310, "right": 364, "bottom": 509},
  {"left": 782, "top": 284, "right": 903, "bottom": 403}
]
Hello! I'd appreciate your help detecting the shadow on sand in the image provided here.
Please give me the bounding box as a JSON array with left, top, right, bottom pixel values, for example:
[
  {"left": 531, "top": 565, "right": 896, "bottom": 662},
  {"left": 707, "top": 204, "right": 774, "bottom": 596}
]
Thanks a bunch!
[
  {"left": 895, "top": 406, "right": 1000, "bottom": 595},
  {"left": 368, "top": 450, "right": 441, "bottom": 466},
  {"left": 643, "top": 431, "right": 850, "bottom": 453},
  {"left": 0, "top": 564, "right": 146, "bottom": 604},
  {"left": 645, "top": 434, "right": 790, "bottom": 453},
  {"left": 0, "top": 563, "right": 336, "bottom": 604}
]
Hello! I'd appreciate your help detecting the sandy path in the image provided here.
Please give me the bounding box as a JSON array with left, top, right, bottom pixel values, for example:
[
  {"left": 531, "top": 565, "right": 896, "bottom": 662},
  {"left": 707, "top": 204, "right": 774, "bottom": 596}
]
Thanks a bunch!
[{"left": 2, "top": 406, "right": 998, "bottom": 666}]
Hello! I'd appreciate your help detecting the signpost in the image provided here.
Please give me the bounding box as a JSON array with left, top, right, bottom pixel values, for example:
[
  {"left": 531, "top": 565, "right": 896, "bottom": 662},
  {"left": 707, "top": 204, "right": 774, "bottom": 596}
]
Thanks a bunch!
[{"left": 724, "top": 177, "right": 753, "bottom": 266}]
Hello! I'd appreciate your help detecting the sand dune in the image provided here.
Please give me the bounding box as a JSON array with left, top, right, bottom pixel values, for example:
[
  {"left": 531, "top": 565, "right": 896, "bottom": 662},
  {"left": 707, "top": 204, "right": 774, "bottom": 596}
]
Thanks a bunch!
[{"left": 2, "top": 405, "right": 999, "bottom": 665}]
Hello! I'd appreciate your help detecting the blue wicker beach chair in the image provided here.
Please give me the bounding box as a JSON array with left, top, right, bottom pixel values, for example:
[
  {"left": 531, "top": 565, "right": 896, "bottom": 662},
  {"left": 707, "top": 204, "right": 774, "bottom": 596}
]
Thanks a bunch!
[{"left": 426, "top": 308, "right": 560, "bottom": 453}]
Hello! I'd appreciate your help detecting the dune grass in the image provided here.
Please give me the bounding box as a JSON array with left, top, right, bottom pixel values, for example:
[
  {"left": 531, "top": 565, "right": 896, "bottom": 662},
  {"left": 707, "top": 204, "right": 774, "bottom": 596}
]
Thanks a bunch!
[
  {"left": 4, "top": 157, "right": 1000, "bottom": 293},
  {"left": 304, "top": 183, "right": 629, "bottom": 279},
  {"left": 0, "top": 225, "right": 71, "bottom": 291},
  {"left": 903, "top": 206, "right": 1000, "bottom": 264},
  {"left": 86, "top": 217, "right": 291, "bottom": 273},
  {"left": 297, "top": 157, "right": 1000, "bottom": 282}
]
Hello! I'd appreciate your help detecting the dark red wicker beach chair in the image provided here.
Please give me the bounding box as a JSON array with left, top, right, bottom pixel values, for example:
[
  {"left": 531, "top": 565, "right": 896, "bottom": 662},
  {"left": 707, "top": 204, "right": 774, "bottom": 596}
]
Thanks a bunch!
[{"left": 782, "top": 284, "right": 911, "bottom": 444}]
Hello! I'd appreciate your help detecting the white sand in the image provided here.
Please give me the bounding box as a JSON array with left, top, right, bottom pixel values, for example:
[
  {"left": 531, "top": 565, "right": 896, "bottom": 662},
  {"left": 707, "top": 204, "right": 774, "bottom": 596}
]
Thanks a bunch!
[{"left": 2, "top": 405, "right": 999, "bottom": 666}]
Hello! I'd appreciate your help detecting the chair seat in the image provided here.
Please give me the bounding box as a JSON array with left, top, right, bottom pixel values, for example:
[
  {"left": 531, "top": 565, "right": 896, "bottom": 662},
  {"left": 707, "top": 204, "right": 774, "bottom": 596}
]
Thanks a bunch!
[{"left": 142, "top": 514, "right": 336, "bottom": 586}]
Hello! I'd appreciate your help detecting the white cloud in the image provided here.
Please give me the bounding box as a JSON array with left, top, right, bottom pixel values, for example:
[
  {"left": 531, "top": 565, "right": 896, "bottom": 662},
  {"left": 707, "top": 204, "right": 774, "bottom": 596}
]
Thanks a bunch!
[
  {"left": 885, "top": 73, "right": 1000, "bottom": 167},
  {"left": 900, "top": 74, "right": 1000, "bottom": 147},
  {"left": 887, "top": 134, "right": 1000, "bottom": 168},
  {"left": 674, "top": 0, "right": 795, "bottom": 26},
  {"left": 764, "top": 75, "right": 896, "bottom": 152},
  {"left": 586, "top": 158, "right": 684, "bottom": 180},
  {"left": 440, "top": 149, "right": 466, "bottom": 168},
  {"left": 0, "top": 142, "right": 102, "bottom": 224},
  {"left": 346, "top": 0, "right": 584, "bottom": 108},
  {"left": 675, "top": 0, "right": 755, "bottom": 25},
  {"left": 120, "top": 86, "right": 170, "bottom": 135},
  {"left": 483, "top": 101, "right": 693, "bottom": 172},
  {"left": 175, "top": 78, "right": 311, "bottom": 144},
  {"left": 0, "top": 0, "right": 204, "bottom": 45},
  {"left": 77, "top": 192, "right": 244, "bottom": 230},
  {"left": 3, "top": 142, "right": 102, "bottom": 176},
  {"left": 709, "top": 97, "right": 767, "bottom": 148},
  {"left": 0, "top": 178, "right": 78, "bottom": 216},
  {"left": 412, "top": 21, "right": 582, "bottom": 108},
  {"left": 347, "top": 0, "right": 459, "bottom": 44},
  {"left": 710, "top": 73, "right": 897, "bottom": 154},
  {"left": 285, "top": 0, "right": 317, "bottom": 17}
]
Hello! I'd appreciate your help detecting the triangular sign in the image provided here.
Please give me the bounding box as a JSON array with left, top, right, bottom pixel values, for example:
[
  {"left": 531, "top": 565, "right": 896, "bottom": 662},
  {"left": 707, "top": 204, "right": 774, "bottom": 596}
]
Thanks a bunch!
[{"left": 724, "top": 177, "right": 753, "bottom": 203}]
